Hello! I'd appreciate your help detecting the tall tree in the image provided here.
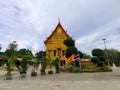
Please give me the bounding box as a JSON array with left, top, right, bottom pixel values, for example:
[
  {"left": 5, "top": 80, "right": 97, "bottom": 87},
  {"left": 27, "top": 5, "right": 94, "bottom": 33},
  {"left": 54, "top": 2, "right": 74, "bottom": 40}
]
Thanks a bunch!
[
  {"left": 82, "top": 53, "right": 91, "bottom": 59},
  {"left": 104, "top": 49, "right": 120, "bottom": 66},
  {"left": 63, "top": 38, "right": 77, "bottom": 58},
  {"left": 92, "top": 48, "right": 105, "bottom": 58},
  {"left": 18, "top": 48, "right": 34, "bottom": 59},
  {"left": 15, "top": 49, "right": 34, "bottom": 75},
  {"left": 35, "top": 51, "right": 46, "bottom": 59},
  {"left": 5, "top": 41, "right": 18, "bottom": 57},
  {"left": 77, "top": 51, "right": 84, "bottom": 58},
  {"left": 66, "top": 46, "right": 77, "bottom": 58},
  {"left": 63, "top": 38, "right": 75, "bottom": 47},
  {"left": 18, "top": 48, "right": 29, "bottom": 55},
  {"left": 91, "top": 48, "right": 106, "bottom": 67},
  {"left": 8, "top": 41, "right": 17, "bottom": 51}
]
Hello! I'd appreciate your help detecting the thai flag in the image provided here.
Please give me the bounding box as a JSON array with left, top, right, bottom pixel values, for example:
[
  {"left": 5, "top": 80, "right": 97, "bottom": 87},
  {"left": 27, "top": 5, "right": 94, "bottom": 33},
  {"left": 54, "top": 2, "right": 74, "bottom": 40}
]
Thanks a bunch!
[{"left": 74, "top": 54, "right": 80, "bottom": 61}]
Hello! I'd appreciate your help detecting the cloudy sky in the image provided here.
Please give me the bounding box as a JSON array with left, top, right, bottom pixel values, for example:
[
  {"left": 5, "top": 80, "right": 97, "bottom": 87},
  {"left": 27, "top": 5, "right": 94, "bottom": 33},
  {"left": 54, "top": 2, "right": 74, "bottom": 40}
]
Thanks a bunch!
[{"left": 0, "top": 0, "right": 120, "bottom": 55}]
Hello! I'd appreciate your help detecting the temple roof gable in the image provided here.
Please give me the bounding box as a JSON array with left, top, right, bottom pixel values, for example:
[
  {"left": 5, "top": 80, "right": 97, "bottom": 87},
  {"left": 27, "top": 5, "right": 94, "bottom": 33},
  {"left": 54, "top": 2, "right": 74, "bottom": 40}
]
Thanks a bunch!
[{"left": 44, "top": 22, "right": 70, "bottom": 44}]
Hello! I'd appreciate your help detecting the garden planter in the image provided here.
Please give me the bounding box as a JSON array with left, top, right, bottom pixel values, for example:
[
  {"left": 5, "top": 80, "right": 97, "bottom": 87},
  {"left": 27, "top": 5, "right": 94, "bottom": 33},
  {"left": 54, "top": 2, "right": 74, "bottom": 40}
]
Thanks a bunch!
[
  {"left": 31, "top": 72, "right": 37, "bottom": 76},
  {"left": 5, "top": 74, "right": 12, "bottom": 80},
  {"left": 20, "top": 72, "right": 26, "bottom": 78},
  {"left": 56, "top": 70, "right": 60, "bottom": 73},
  {"left": 41, "top": 71, "right": 46, "bottom": 75},
  {"left": 48, "top": 71, "right": 53, "bottom": 74}
]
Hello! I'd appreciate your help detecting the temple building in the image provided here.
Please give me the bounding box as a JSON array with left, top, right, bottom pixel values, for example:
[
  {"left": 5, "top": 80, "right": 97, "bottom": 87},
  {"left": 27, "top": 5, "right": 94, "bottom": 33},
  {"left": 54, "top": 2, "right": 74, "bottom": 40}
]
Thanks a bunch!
[{"left": 44, "top": 22, "right": 70, "bottom": 59}]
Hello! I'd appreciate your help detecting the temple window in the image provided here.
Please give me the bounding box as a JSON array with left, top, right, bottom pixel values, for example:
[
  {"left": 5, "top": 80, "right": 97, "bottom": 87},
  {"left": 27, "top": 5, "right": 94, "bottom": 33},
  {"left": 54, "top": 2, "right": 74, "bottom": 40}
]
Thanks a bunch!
[{"left": 54, "top": 50, "right": 56, "bottom": 57}]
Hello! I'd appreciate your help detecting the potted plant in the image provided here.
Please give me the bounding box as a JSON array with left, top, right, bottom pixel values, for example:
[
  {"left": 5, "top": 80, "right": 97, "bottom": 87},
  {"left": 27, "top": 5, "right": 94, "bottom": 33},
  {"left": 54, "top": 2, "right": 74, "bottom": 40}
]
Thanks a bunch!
[
  {"left": 15, "top": 56, "right": 28, "bottom": 78},
  {"left": 15, "top": 49, "right": 34, "bottom": 77},
  {"left": 4, "top": 58, "right": 14, "bottom": 80},
  {"left": 53, "top": 57, "right": 60, "bottom": 73},
  {"left": 31, "top": 59, "right": 37, "bottom": 76},
  {"left": 46, "top": 55, "right": 53, "bottom": 74},
  {"left": 40, "top": 56, "right": 46, "bottom": 75},
  {"left": 41, "top": 65, "right": 46, "bottom": 75}
]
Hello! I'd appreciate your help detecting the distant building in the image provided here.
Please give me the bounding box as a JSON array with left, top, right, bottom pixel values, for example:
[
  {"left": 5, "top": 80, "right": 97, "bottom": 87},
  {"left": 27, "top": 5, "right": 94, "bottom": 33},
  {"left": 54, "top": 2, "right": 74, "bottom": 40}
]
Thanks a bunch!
[
  {"left": 0, "top": 52, "right": 7, "bottom": 61},
  {"left": 0, "top": 52, "right": 7, "bottom": 57},
  {"left": 44, "top": 22, "right": 70, "bottom": 59}
]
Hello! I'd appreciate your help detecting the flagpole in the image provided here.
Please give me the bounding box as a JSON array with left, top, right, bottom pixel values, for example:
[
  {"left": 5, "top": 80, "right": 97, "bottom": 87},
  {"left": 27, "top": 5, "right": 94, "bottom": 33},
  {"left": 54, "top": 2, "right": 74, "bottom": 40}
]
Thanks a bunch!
[
  {"left": 79, "top": 60, "right": 81, "bottom": 71},
  {"left": 72, "top": 60, "right": 75, "bottom": 71}
]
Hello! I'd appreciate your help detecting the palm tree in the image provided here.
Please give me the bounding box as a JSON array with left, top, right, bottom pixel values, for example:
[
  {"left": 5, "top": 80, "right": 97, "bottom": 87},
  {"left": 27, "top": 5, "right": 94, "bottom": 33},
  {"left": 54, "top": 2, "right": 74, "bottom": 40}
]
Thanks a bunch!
[
  {"left": 5, "top": 57, "right": 15, "bottom": 80},
  {"left": 31, "top": 59, "right": 37, "bottom": 76},
  {"left": 46, "top": 55, "right": 53, "bottom": 74}
]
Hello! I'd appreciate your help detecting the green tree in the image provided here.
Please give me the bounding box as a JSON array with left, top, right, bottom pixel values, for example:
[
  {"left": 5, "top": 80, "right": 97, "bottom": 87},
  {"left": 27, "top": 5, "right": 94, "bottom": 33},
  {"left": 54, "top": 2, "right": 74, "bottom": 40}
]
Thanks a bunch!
[
  {"left": 40, "top": 56, "right": 47, "bottom": 75},
  {"left": 63, "top": 38, "right": 80, "bottom": 70},
  {"left": 91, "top": 48, "right": 106, "bottom": 67},
  {"left": 92, "top": 48, "right": 105, "bottom": 61},
  {"left": 82, "top": 53, "right": 91, "bottom": 59},
  {"left": 46, "top": 55, "right": 53, "bottom": 71},
  {"left": 63, "top": 38, "right": 77, "bottom": 58},
  {"left": 18, "top": 49, "right": 29, "bottom": 55},
  {"left": 5, "top": 41, "right": 18, "bottom": 57},
  {"left": 4, "top": 58, "right": 15, "bottom": 80},
  {"left": 66, "top": 46, "right": 77, "bottom": 58},
  {"left": 4, "top": 41, "right": 17, "bottom": 79},
  {"left": 15, "top": 49, "right": 34, "bottom": 75},
  {"left": 116, "top": 52, "right": 120, "bottom": 66},
  {"left": 63, "top": 38, "right": 75, "bottom": 47},
  {"left": 18, "top": 49, "right": 34, "bottom": 59},
  {"left": 104, "top": 49, "right": 120, "bottom": 66},
  {"left": 92, "top": 48, "right": 105, "bottom": 58},
  {"left": 8, "top": 41, "right": 17, "bottom": 51},
  {"left": 52, "top": 57, "right": 60, "bottom": 73},
  {"left": 77, "top": 51, "right": 83, "bottom": 58},
  {"left": 91, "top": 56, "right": 98, "bottom": 64},
  {"left": 35, "top": 51, "right": 46, "bottom": 60}
]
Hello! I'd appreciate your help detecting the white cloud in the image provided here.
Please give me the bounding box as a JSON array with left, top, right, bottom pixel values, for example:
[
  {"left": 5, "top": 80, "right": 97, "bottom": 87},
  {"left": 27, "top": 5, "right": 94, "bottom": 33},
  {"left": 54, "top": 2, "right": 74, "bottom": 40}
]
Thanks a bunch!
[
  {"left": 76, "top": 19, "right": 120, "bottom": 55},
  {"left": 0, "top": 0, "right": 120, "bottom": 55}
]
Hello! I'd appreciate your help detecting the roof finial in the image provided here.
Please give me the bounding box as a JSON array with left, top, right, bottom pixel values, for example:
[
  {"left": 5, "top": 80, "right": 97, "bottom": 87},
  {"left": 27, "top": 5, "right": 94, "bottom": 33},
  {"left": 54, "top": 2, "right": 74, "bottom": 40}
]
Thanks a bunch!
[{"left": 58, "top": 17, "right": 60, "bottom": 23}]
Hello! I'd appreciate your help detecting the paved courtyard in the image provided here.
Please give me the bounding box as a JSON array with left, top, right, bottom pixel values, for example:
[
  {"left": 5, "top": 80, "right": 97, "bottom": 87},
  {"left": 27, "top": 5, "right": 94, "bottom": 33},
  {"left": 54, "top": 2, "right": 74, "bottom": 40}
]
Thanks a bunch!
[{"left": 0, "top": 67, "right": 120, "bottom": 90}]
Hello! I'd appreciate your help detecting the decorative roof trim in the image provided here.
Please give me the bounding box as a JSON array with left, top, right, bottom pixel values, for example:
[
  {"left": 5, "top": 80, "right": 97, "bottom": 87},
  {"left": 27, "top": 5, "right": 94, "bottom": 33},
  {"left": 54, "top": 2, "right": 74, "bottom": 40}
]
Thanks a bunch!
[{"left": 44, "top": 22, "right": 70, "bottom": 44}]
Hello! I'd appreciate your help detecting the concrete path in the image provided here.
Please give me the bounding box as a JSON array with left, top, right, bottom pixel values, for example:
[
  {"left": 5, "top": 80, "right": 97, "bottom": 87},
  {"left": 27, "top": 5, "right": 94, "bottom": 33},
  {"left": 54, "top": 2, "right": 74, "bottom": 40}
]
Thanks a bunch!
[{"left": 0, "top": 67, "right": 120, "bottom": 90}]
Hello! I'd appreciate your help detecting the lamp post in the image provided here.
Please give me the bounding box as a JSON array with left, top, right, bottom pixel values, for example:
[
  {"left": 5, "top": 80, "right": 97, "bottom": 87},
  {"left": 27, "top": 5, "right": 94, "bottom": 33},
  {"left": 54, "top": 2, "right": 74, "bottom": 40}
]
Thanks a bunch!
[
  {"left": 103, "top": 39, "right": 107, "bottom": 50},
  {"left": 102, "top": 38, "right": 109, "bottom": 65},
  {"left": 12, "top": 41, "right": 17, "bottom": 57},
  {"left": 0, "top": 44, "right": 1, "bottom": 52}
]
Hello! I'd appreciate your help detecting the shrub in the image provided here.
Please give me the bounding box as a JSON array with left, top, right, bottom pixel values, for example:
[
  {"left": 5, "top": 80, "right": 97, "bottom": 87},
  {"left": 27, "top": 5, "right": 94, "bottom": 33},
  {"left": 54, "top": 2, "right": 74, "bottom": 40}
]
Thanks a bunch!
[
  {"left": 74, "top": 68, "right": 80, "bottom": 73},
  {"left": 67, "top": 66, "right": 74, "bottom": 72},
  {"left": 104, "top": 66, "right": 112, "bottom": 71}
]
